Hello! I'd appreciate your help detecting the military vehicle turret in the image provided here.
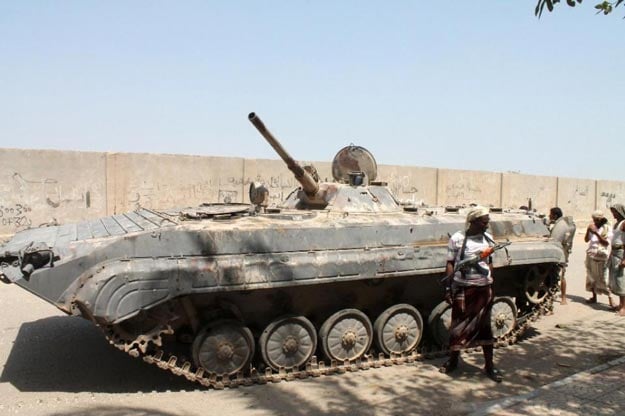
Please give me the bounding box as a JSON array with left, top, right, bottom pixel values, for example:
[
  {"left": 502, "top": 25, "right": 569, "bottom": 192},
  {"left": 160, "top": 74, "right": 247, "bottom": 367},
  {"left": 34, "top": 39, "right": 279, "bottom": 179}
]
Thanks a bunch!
[{"left": 0, "top": 113, "right": 564, "bottom": 387}]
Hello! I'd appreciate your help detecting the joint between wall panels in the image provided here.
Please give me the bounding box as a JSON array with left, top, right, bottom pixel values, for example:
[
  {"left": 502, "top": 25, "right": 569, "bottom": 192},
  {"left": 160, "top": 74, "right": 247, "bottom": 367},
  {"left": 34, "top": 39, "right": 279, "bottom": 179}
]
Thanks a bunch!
[
  {"left": 499, "top": 172, "right": 503, "bottom": 208},
  {"left": 241, "top": 159, "right": 245, "bottom": 203},
  {"left": 104, "top": 153, "right": 108, "bottom": 216},
  {"left": 435, "top": 169, "right": 439, "bottom": 206}
]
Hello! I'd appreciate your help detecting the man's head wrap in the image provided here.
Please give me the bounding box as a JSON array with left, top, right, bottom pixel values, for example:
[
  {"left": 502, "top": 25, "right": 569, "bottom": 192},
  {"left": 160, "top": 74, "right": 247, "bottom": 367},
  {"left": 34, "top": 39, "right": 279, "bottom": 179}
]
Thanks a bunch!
[
  {"left": 465, "top": 206, "right": 490, "bottom": 230},
  {"left": 592, "top": 210, "right": 605, "bottom": 220},
  {"left": 611, "top": 203, "right": 625, "bottom": 220}
]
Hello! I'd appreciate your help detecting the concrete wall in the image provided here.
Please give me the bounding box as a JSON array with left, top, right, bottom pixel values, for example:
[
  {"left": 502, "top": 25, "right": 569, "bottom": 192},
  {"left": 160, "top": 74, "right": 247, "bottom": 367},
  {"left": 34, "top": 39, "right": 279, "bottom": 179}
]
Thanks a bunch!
[
  {"left": 0, "top": 149, "right": 106, "bottom": 234},
  {"left": 106, "top": 153, "right": 246, "bottom": 213},
  {"left": 1, "top": 147, "right": 624, "bottom": 237},
  {"left": 377, "top": 165, "right": 438, "bottom": 206},
  {"left": 501, "top": 173, "right": 557, "bottom": 212},
  {"left": 436, "top": 169, "right": 502, "bottom": 208},
  {"left": 596, "top": 180, "right": 625, "bottom": 211},
  {"left": 556, "top": 178, "right": 596, "bottom": 223}
]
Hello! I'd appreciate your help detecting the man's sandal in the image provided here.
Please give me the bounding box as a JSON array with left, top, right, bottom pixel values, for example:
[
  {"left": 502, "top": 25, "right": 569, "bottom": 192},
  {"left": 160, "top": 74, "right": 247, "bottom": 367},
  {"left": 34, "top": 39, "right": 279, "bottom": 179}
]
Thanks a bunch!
[
  {"left": 484, "top": 367, "right": 503, "bottom": 383},
  {"left": 439, "top": 360, "right": 458, "bottom": 374}
]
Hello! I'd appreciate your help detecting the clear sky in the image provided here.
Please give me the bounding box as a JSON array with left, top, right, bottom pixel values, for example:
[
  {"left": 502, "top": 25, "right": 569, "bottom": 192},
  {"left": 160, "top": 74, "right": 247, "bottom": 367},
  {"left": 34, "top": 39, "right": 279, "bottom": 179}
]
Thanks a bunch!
[{"left": 1, "top": 1, "right": 623, "bottom": 181}]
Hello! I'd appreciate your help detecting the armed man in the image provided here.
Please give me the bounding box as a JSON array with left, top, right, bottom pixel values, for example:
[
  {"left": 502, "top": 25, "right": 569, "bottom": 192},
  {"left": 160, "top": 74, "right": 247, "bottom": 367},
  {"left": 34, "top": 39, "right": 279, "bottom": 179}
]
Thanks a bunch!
[{"left": 440, "top": 206, "right": 507, "bottom": 383}]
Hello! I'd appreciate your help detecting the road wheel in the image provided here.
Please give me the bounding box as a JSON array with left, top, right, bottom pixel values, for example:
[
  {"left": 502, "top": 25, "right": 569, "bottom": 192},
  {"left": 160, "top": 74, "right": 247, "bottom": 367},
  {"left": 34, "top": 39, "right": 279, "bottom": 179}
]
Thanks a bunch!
[
  {"left": 192, "top": 319, "right": 254, "bottom": 376},
  {"left": 490, "top": 297, "right": 517, "bottom": 339},
  {"left": 319, "top": 309, "right": 372, "bottom": 362},
  {"left": 259, "top": 315, "right": 317, "bottom": 371},
  {"left": 524, "top": 265, "right": 551, "bottom": 304},
  {"left": 373, "top": 304, "right": 423, "bottom": 355},
  {"left": 428, "top": 301, "right": 452, "bottom": 348}
]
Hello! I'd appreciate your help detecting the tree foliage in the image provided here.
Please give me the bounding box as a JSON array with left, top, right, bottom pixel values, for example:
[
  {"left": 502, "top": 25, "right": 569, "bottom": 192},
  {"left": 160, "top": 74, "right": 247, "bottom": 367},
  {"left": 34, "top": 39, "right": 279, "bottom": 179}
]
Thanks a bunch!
[{"left": 535, "top": 0, "right": 624, "bottom": 17}]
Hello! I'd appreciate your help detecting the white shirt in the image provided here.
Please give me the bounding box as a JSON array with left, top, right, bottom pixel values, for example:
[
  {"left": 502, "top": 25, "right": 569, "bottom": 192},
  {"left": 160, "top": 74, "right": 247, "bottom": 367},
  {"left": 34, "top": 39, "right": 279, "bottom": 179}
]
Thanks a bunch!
[
  {"left": 612, "top": 220, "right": 625, "bottom": 247},
  {"left": 587, "top": 224, "right": 613, "bottom": 258},
  {"left": 447, "top": 231, "right": 493, "bottom": 287}
]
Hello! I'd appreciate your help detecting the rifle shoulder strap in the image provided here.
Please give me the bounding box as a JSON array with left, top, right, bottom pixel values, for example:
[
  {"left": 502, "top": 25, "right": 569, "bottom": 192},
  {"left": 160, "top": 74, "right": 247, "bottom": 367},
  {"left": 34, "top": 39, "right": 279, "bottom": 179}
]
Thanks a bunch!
[
  {"left": 483, "top": 233, "right": 496, "bottom": 246},
  {"left": 458, "top": 233, "right": 468, "bottom": 280}
]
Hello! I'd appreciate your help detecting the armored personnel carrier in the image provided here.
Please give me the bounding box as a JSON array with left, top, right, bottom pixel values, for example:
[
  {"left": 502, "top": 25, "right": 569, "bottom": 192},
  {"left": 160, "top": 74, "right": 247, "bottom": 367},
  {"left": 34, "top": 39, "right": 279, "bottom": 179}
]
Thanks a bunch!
[{"left": 0, "top": 113, "right": 564, "bottom": 388}]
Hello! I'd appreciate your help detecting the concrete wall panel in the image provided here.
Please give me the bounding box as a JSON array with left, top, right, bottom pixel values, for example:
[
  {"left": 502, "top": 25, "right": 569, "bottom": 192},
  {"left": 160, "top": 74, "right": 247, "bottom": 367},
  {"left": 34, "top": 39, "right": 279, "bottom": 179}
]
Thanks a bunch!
[
  {"left": 107, "top": 153, "right": 245, "bottom": 213},
  {"left": 501, "top": 173, "right": 557, "bottom": 213},
  {"left": 556, "top": 178, "right": 596, "bottom": 221},
  {"left": 0, "top": 149, "right": 106, "bottom": 236},
  {"left": 437, "top": 169, "right": 501, "bottom": 207},
  {"left": 596, "top": 180, "right": 625, "bottom": 211},
  {"left": 377, "top": 165, "right": 438, "bottom": 205}
]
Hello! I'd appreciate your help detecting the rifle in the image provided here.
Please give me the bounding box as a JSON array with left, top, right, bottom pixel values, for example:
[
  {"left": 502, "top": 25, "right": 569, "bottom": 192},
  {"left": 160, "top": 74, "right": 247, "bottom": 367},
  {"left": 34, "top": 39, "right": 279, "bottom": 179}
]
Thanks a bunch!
[{"left": 439, "top": 241, "right": 511, "bottom": 287}]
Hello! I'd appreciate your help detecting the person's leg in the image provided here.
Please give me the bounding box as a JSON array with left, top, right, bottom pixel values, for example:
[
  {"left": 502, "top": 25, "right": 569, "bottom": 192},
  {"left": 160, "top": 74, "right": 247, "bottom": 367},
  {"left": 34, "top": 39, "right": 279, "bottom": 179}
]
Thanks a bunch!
[
  {"left": 603, "top": 261, "right": 614, "bottom": 307},
  {"left": 482, "top": 345, "right": 502, "bottom": 382},
  {"left": 618, "top": 296, "right": 625, "bottom": 316},
  {"left": 561, "top": 276, "right": 568, "bottom": 305},
  {"left": 440, "top": 350, "right": 460, "bottom": 373},
  {"left": 483, "top": 344, "right": 494, "bottom": 370},
  {"left": 585, "top": 256, "right": 597, "bottom": 303},
  {"left": 559, "top": 266, "right": 568, "bottom": 305}
]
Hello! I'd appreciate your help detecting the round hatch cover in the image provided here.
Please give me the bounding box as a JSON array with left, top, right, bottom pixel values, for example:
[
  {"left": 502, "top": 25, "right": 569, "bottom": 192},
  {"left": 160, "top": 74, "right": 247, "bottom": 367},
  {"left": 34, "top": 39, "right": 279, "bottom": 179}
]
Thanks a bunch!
[{"left": 331, "top": 145, "right": 377, "bottom": 183}]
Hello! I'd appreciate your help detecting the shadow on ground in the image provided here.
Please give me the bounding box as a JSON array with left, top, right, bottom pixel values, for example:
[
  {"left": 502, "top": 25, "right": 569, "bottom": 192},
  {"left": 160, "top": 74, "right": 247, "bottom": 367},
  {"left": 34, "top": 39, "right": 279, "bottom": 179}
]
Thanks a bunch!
[
  {"left": 567, "top": 293, "right": 616, "bottom": 312},
  {"left": 236, "top": 315, "right": 625, "bottom": 416},
  {"left": 0, "top": 316, "right": 195, "bottom": 393},
  {"left": 47, "top": 406, "right": 181, "bottom": 416},
  {"left": 2, "top": 314, "right": 625, "bottom": 416}
]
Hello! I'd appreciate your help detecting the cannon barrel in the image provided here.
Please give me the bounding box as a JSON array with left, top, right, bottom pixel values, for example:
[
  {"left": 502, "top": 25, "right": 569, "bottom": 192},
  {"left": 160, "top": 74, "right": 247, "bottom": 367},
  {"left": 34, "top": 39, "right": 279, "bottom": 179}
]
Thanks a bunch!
[{"left": 248, "top": 112, "right": 319, "bottom": 197}]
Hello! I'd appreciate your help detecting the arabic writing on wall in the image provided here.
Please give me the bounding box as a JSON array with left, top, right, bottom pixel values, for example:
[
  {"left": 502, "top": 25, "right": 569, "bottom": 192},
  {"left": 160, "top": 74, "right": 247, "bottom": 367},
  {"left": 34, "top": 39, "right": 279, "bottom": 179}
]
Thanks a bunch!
[{"left": 0, "top": 203, "right": 33, "bottom": 229}]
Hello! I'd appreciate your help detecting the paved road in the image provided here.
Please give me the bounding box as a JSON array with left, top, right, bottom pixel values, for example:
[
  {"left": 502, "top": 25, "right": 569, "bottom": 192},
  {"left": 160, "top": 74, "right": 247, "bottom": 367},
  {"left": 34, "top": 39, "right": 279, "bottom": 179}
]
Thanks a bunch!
[{"left": 1, "top": 234, "right": 624, "bottom": 416}]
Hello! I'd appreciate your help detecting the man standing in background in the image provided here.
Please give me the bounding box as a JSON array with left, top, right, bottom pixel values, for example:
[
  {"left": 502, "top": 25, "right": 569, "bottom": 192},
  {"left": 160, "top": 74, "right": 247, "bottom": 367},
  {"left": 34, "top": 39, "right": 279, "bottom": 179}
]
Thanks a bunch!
[{"left": 549, "top": 207, "right": 576, "bottom": 305}]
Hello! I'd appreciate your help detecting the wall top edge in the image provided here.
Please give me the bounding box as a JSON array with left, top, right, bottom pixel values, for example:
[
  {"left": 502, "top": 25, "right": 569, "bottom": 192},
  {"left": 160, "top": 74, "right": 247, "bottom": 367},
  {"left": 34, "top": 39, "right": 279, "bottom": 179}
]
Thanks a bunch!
[{"left": 0, "top": 147, "right": 617, "bottom": 183}]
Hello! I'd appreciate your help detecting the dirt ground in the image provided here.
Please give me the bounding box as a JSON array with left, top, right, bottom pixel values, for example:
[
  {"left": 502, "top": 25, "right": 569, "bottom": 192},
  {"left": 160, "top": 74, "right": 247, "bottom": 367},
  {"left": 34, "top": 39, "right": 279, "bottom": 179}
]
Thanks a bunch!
[{"left": 1, "top": 234, "right": 624, "bottom": 416}]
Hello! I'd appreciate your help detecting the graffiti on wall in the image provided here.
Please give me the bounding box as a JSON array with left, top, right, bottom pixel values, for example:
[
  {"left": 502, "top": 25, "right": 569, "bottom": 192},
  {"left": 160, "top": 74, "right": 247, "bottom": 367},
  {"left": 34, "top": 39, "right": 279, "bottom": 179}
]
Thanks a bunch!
[
  {"left": 128, "top": 181, "right": 224, "bottom": 210},
  {"left": 562, "top": 184, "right": 592, "bottom": 216},
  {"left": 12, "top": 172, "right": 91, "bottom": 209},
  {"left": 385, "top": 173, "right": 421, "bottom": 204},
  {"left": 444, "top": 182, "right": 485, "bottom": 204},
  {"left": 599, "top": 191, "right": 618, "bottom": 208},
  {"left": 244, "top": 174, "right": 296, "bottom": 206},
  {"left": 1, "top": 172, "right": 93, "bottom": 232},
  {"left": 0, "top": 203, "right": 33, "bottom": 229},
  {"left": 125, "top": 174, "right": 298, "bottom": 211}
]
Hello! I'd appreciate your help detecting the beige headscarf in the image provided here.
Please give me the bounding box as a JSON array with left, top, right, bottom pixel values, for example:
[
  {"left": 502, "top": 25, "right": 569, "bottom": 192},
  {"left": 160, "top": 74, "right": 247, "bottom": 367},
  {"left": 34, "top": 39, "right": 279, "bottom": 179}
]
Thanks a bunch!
[
  {"left": 465, "top": 206, "right": 490, "bottom": 230},
  {"left": 591, "top": 210, "right": 610, "bottom": 237},
  {"left": 591, "top": 210, "right": 605, "bottom": 220},
  {"left": 611, "top": 203, "right": 625, "bottom": 220}
]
